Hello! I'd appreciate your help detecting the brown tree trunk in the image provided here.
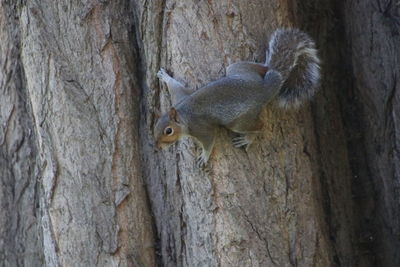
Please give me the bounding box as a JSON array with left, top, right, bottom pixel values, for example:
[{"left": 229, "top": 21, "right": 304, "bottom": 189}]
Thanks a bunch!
[
  {"left": 1, "top": 1, "right": 155, "bottom": 266},
  {"left": 1, "top": 0, "right": 399, "bottom": 266},
  {"left": 343, "top": 1, "right": 400, "bottom": 265}
]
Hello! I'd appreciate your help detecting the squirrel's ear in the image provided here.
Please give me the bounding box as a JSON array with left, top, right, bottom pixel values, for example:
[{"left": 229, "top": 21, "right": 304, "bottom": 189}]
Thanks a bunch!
[{"left": 169, "top": 108, "right": 177, "bottom": 121}]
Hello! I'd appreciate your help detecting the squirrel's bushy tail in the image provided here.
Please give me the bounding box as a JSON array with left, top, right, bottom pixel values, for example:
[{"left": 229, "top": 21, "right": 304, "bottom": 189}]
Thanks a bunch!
[{"left": 266, "top": 28, "right": 321, "bottom": 108}]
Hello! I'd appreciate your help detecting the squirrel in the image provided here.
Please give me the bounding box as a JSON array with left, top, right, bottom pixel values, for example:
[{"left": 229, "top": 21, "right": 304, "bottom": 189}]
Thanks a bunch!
[{"left": 154, "top": 28, "right": 320, "bottom": 167}]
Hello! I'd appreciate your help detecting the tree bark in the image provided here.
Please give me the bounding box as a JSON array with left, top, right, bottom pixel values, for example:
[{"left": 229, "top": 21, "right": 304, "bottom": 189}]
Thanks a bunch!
[
  {"left": 0, "top": 0, "right": 399, "bottom": 266},
  {"left": 0, "top": 3, "right": 43, "bottom": 266},
  {"left": 2, "top": 1, "right": 155, "bottom": 266},
  {"left": 344, "top": 1, "right": 400, "bottom": 265}
]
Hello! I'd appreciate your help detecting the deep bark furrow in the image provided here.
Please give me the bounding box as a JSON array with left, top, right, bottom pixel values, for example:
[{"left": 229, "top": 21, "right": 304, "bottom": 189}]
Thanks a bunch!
[{"left": 0, "top": 2, "right": 43, "bottom": 266}]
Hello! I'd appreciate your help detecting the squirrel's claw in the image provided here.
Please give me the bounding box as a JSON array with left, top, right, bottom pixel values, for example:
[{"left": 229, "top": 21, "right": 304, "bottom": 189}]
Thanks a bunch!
[
  {"left": 232, "top": 136, "right": 248, "bottom": 147},
  {"left": 196, "top": 155, "right": 206, "bottom": 168},
  {"left": 232, "top": 134, "right": 256, "bottom": 151},
  {"left": 196, "top": 150, "right": 210, "bottom": 168},
  {"left": 196, "top": 156, "right": 205, "bottom": 168}
]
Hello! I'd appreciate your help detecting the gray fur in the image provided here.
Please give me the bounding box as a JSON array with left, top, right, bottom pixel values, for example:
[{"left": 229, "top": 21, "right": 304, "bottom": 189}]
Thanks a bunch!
[
  {"left": 157, "top": 68, "right": 194, "bottom": 105},
  {"left": 266, "top": 28, "right": 321, "bottom": 108},
  {"left": 155, "top": 28, "right": 321, "bottom": 166}
]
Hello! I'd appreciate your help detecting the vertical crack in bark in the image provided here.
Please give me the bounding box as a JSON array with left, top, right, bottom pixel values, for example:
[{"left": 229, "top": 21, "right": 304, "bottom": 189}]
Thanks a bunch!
[
  {"left": 0, "top": 1, "right": 44, "bottom": 265},
  {"left": 131, "top": 0, "right": 165, "bottom": 265},
  {"left": 176, "top": 153, "right": 188, "bottom": 266},
  {"left": 41, "top": 199, "right": 60, "bottom": 266},
  {"left": 152, "top": 0, "right": 167, "bottom": 121},
  {"left": 238, "top": 205, "right": 277, "bottom": 266},
  {"left": 0, "top": 105, "right": 15, "bottom": 146}
]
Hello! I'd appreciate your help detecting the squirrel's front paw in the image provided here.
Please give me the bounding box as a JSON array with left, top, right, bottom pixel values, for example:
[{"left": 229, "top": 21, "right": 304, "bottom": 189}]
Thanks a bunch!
[
  {"left": 196, "top": 155, "right": 207, "bottom": 168},
  {"left": 196, "top": 151, "right": 210, "bottom": 168}
]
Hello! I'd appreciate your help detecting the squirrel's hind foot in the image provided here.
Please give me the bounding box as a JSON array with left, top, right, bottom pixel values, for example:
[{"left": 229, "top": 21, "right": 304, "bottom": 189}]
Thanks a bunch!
[
  {"left": 157, "top": 68, "right": 171, "bottom": 83},
  {"left": 232, "top": 134, "right": 257, "bottom": 152}
]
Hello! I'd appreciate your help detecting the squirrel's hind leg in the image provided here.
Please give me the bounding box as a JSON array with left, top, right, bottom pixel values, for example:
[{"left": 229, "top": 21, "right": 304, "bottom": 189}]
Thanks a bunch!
[
  {"left": 157, "top": 68, "right": 194, "bottom": 105},
  {"left": 226, "top": 62, "right": 268, "bottom": 79}
]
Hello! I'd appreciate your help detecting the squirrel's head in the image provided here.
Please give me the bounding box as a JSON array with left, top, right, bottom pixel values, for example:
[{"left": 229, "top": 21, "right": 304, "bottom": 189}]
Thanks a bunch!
[{"left": 154, "top": 108, "right": 183, "bottom": 149}]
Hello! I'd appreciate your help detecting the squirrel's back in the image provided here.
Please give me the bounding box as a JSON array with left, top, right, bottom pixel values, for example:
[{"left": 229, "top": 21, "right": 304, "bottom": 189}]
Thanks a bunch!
[
  {"left": 177, "top": 77, "right": 269, "bottom": 126},
  {"left": 177, "top": 68, "right": 283, "bottom": 128},
  {"left": 266, "top": 28, "right": 321, "bottom": 108}
]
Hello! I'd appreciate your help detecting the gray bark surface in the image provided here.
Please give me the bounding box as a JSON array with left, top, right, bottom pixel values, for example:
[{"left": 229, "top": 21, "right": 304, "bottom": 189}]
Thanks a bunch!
[
  {"left": 0, "top": 3, "right": 43, "bottom": 266},
  {"left": 2, "top": 1, "right": 155, "bottom": 266},
  {"left": 0, "top": 0, "right": 399, "bottom": 266}
]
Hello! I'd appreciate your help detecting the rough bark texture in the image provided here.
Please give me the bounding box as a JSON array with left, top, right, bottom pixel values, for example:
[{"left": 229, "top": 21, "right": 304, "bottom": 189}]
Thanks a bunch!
[
  {"left": 1, "top": 1, "right": 155, "bottom": 266},
  {"left": 344, "top": 1, "right": 400, "bottom": 265},
  {"left": 1, "top": 0, "right": 399, "bottom": 266},
  {"left": 0, "top": 3, "right": 43, "bottom": 266},
  {"left": 139, "top": 1, "right": 334, "bottom": 266}
]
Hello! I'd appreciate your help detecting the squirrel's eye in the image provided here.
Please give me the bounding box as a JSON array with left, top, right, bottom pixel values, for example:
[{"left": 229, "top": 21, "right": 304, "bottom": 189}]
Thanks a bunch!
[{"left": 164, "top": 127, "right": 173, "bottom": 136}]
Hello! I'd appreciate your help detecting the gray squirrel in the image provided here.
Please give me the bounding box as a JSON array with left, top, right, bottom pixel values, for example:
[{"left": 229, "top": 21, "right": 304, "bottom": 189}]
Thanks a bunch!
[{"left": 154, "top": 28, "right": 320, "bottom": 167}]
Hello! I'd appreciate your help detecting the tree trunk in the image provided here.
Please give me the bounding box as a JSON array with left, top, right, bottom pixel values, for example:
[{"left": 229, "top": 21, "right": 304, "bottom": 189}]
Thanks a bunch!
[
  {"left": 1, "top": 0, "right": 399, "bottom": 267},
  {"left": 0, "top": 3, "right": 43, "bottom": 266},
  {"left": 344, "top": 1, "right": 400, "bottom": 265},
  {"left": 1, "top": 1, "right": 155, "bottom": 266}
]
